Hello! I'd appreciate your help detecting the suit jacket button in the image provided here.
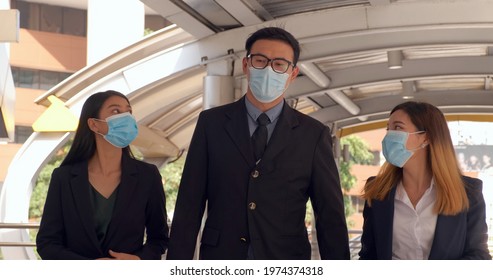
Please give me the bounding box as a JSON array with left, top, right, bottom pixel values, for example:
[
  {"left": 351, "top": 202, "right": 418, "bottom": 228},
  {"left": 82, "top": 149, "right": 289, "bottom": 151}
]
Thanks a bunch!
[
  {"left": 240, "top": 237, "right": 247, "bottom": 242},
  {"left": 251, "top": 170, "right": 259, "bottom": 178},
  {"left": 248, "top": 202, "right": 256, "bottom": 210}
]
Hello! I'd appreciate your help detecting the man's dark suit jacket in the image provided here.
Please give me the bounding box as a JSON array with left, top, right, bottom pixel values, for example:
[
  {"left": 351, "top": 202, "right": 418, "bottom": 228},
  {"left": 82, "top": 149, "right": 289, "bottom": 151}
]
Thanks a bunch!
[
  {"left": 167, "top": 97, "right": 350, "bottom": 260},
  {"left": 36, "top": 154, "right": 169, "bottom": 259},
  {"left": 359, "top": 176, "right": 491, "bottom": 260}
]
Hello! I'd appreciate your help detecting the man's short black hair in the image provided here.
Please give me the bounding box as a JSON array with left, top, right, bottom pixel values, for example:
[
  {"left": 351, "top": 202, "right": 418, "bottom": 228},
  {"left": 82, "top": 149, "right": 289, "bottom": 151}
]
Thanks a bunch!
[{"left": 245, "top": 27, "right": 300, "bottom": 66}]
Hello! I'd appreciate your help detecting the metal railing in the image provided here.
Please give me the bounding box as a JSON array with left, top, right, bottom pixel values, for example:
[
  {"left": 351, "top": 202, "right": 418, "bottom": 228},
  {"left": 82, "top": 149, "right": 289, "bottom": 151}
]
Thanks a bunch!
[
  {"left": 2, "top": 223, "right": 491, "bottom": 259},
  {"left": 0, "top": 223, "right": 364, "bottom": 256},
  {"left": 348, "top": 229, "right": 362, "bottom": 260},
  {"left": 0, "top": 222, "right": 39, "bottom": 247}
]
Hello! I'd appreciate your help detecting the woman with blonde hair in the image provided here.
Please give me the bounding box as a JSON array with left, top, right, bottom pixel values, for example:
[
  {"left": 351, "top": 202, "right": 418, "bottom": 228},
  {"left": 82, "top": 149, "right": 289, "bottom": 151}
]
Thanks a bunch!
[{"left": 359, "top": 101, "right": 491, "bottom": 260}]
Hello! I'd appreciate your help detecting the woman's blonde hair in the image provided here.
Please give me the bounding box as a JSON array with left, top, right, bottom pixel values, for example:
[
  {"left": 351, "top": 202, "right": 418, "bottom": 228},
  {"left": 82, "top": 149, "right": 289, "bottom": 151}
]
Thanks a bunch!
[{"left": 362, "top": 101, "right": 469, "bottom": 215}]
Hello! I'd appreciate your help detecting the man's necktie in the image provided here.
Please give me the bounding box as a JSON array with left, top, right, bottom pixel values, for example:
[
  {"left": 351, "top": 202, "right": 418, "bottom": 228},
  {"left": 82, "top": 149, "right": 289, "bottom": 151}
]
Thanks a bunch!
[{"left": 252, "top": 113, "right": 270, "bottom": 161}]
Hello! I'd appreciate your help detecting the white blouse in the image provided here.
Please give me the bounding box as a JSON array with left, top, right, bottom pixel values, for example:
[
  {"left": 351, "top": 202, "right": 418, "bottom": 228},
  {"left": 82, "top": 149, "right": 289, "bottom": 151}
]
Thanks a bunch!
[{"left": 392, "top": 179, "right": 438, "bottom": 260}]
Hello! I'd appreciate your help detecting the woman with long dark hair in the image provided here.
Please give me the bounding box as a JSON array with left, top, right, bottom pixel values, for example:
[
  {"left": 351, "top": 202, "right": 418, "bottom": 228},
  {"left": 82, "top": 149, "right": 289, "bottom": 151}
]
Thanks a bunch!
[{"left": 37, "top": 90, "right": 169, "bottom": 259}]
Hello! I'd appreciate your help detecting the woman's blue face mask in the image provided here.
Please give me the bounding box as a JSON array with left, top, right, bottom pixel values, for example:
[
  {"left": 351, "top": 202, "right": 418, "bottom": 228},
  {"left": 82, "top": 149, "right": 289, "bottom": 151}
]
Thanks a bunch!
[
  {"left": 382, "top": 130, "right": 427, "bottom": 168},
  {"left": 94, "top": 112, "right": 138, "bottom": 148}
]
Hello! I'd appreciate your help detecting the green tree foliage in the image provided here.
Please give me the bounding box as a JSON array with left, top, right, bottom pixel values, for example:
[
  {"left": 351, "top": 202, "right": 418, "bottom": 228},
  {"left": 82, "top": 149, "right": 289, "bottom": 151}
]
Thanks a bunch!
[
  {"left": 30, "top": 141, "right": 72, "bottom": 221},
  {"left": 28, "top": 141, "right": 72, "bottom": 259},
  {"left": 339, "top": 135, "right": 374, "bottom": 227},
  {"left": 144, "top": 28, "right": 154, "bottom": 36},
  {"left": 339, "top": 161, "right": 356, "bottom": 217},
  {"left": 340, "top": 135, "right": 374, "bottom": 165},
  {"left": 159, "top": 154, "right": 186, "bottom": 216}
]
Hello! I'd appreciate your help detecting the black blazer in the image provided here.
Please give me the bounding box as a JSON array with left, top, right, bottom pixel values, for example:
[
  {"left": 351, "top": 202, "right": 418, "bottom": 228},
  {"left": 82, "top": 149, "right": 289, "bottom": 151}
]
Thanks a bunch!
[
  {"left": 359, "top": 176, "right": 491, "bottom": 260},
  {"left": 167, "top": 97, "right": 350, "bottom": 260},
  {"left": 36, "top": 155, "right": 169, "bottom": 260}
]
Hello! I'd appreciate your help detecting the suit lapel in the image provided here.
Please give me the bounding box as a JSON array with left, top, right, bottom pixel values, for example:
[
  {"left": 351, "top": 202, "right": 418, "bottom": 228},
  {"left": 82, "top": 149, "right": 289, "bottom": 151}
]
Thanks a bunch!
[
  {"left": 70, "top": 161, "right": 102, "bottom": 251},
  {"left": 261, "top": 103, "right": 298, "bottom": 162},
  {"left": 224, "top": 97, "right": 256, "bottom": 166},
  {"left": 224, "top": 99, "right": 299, "bottom": 167},
  {"left": 372, "top": 186, "right": 396, "bottom": 259},
  {"left": 102, "top": 155, "right": 139, "bottom": 247},
  {"left": 428, "top": 213, "right": 463, "bottom": 259}
]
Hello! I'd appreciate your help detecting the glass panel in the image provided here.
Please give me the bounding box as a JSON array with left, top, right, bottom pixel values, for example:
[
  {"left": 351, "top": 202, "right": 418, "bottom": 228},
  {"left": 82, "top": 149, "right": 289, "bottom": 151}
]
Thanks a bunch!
[
  {"left": 11, "top": 67, "right": 19, "bottom": 87},
  {"left": 15, "top": 0, "right": 40, "bottom": 30},
  {"left": 183, "top": 0, "right": 240, "bottom": 30},
  {"left": 40, "top": 4, "right": 62, "bottom": 33},
  {"left": 15, "top": 125, "right": 34, "bottom": 144},
  {"left": 18, "top": 69, "right": 38, "bottom": 89},
  {"left": 63, "top": 7, "right": 86, "bottom": 36},
  {"left": 39, "top": 71, "right": 58, "bottom": 90},
  {"left": 59, "top": 72, "right": 72, "bottom": 83}
]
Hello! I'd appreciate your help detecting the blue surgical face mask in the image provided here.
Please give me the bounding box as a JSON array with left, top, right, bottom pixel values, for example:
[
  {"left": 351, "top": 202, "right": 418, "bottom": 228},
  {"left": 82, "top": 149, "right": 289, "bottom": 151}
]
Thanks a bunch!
[
  {"left": 248, "top": 67, "right": 290, "bottom": 103},
  {"left": 94, "top": 112, "right": 138, "bottom": 148},
  {"left": 382, "top": 130, "right": 427, "bottom": 168}
]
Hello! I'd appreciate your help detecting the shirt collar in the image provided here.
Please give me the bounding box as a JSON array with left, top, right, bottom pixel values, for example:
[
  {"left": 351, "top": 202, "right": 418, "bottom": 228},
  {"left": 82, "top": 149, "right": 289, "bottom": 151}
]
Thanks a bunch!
[
  {"left": 395, "top": 178, "right": 436, "bottom": 202},
  {"left": 245, "top": 97, "right": 284, "bottom": 123}
]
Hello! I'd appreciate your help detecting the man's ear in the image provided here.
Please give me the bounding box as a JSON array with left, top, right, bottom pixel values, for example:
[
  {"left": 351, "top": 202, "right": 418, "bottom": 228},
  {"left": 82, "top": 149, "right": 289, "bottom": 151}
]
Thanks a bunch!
[
  {"left": 242, "top": 57, "right": 249, "bottom": 74},
  {"left": 289, "top": 66, "right": 300, "bottom": 82}
]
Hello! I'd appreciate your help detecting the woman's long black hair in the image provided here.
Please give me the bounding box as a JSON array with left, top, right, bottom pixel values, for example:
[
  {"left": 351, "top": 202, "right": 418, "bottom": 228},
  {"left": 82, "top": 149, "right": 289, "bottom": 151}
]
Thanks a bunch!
[{"left": 61, "top": 90, "right": 134, "bottom": 166}]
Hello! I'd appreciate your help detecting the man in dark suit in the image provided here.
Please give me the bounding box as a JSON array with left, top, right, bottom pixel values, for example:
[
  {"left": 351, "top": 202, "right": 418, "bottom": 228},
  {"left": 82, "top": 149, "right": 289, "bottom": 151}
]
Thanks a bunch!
[{"left": 167, "top": 27, "right": 350, "bottom": 260}]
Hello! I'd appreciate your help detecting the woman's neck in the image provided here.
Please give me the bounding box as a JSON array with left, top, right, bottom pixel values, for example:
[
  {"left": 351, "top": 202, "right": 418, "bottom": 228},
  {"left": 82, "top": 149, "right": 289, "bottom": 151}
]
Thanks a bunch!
[{"left": 88, "top": 141, "right": 123, "bottom": 176}]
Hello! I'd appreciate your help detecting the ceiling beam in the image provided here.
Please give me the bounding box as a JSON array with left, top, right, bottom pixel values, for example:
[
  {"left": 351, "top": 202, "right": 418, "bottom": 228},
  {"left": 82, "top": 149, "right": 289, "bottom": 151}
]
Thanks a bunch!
[
  {"left": 214, "top": 0, "right": 263, "bottom": 26},
  {"left": 140, "top": 0, "right": 215, "bottom": 39},
  {"left": 310, "top": 90, "right": 493, "bottom": 130},
  {"left": 287, "top": 56, "right": 493, "bottom": 98},
  {"left": 299, "top": 25, "right": 493, "bottom": 62},
  {"left": 369, "top": 0, "right": 392, "bottom": 6}
]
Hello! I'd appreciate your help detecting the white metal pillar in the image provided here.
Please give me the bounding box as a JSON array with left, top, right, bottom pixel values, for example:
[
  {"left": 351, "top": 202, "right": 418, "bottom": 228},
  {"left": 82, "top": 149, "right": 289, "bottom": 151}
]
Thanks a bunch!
[{"left": 202, "top": 55, "right": 236, "bottom": 110}]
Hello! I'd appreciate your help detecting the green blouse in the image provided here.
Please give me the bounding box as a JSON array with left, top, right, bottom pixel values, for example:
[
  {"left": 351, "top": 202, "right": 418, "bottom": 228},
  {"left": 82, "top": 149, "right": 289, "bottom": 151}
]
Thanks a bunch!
[{"left": 90, "top": 184, "right": 119, "bottom": 244}]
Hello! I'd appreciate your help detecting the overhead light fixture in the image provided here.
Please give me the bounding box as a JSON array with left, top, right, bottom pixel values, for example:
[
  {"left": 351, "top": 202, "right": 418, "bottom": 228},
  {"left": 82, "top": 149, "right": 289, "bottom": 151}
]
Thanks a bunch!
[
  {"left": 325, "top": 90, "right": 361, "bottom": 115},
  {"left": 297, "top": 62, "right": 331, "bottom": 88},
  {"left": 401, "top": 81, "right": 415, "bottom": 99},
  {"left": 387, "top": 50, "right": 403, "bottom": 69},
  {"left": 297, "top": 62, "right": 361, "bottom": 115}
]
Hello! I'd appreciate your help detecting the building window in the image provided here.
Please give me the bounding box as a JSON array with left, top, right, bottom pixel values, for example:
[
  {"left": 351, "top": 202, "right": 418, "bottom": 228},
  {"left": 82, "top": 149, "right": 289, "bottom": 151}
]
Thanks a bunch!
[
  {"left": 40, "top": 4, "right": 62, "bottom": 33},
  {"left": 11, "top": 0, "right": 87, "bottom": 37},
  {"left": 63, "top": 8, "right": 86, "bottom": 36},
  {"left": 39, "top": 71, "right": 59, "bottom": 90},
  {"left": 17, "top": 68, "right": 39, "bottom": 89},
  {"left": 12, "top": 67, "right": 72, "bottom": 90},
  {"left": 15, "top": 125, "right": 33, "bottom": 144}
]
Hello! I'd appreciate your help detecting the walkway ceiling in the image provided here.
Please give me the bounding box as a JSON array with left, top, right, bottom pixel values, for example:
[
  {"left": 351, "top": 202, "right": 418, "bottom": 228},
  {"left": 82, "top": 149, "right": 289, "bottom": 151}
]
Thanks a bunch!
[{"left": 35, "top": 0, "right": 493, "bottom": 162}]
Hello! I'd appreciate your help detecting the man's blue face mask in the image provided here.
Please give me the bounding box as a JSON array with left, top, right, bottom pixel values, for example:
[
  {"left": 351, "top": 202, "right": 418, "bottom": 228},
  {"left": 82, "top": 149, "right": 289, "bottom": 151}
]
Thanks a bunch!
[
  {"left": 94, "top": 112, "right": 138, "bottom": 148},
  {"left": 248, "top": 67, "right": 289, "bottom": 103}
]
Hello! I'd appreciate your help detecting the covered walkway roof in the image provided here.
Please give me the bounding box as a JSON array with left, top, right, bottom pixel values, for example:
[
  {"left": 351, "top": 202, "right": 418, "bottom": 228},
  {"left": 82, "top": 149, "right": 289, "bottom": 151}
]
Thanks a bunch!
[{"left": 34, "top": 0, "right": 493, "bottom": 161}]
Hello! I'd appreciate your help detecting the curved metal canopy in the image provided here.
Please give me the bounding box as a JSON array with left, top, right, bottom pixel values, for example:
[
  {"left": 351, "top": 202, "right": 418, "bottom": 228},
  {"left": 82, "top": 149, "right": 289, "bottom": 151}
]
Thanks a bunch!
[{"left": 35, "top": 0, "right": 493, "bottom": 159}]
